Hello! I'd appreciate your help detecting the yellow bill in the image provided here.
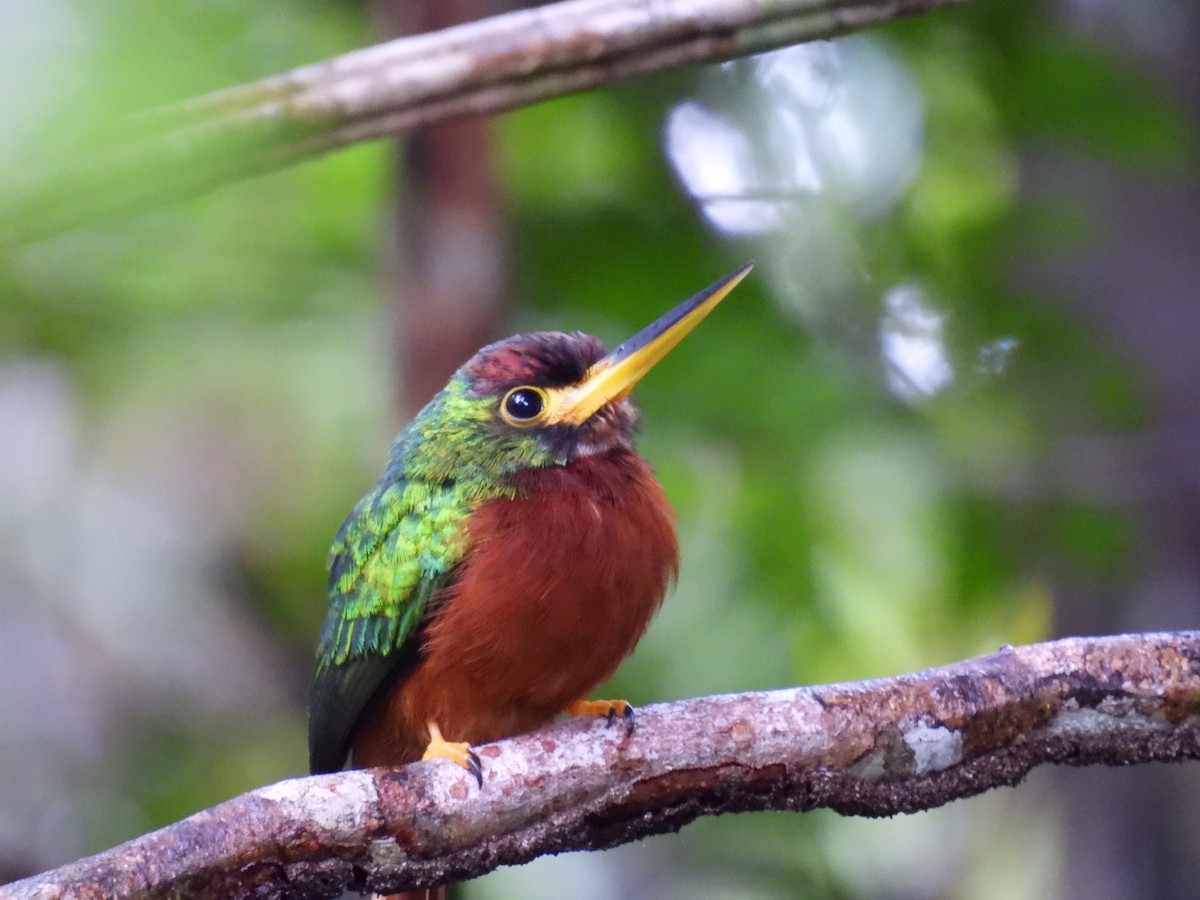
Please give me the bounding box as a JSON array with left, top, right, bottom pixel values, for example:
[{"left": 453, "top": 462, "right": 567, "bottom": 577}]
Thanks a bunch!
[{"left": 550, "top": 262, "right": 754, "bottom": 426}]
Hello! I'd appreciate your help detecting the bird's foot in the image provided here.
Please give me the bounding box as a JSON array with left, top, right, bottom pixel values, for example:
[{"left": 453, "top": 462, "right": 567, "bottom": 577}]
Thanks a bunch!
[
  {"left": 567, "top": 699, "right": 635, "bottom": 736},
  {"left": 422, "top": 721, "right": 482, "bottom": 787}
]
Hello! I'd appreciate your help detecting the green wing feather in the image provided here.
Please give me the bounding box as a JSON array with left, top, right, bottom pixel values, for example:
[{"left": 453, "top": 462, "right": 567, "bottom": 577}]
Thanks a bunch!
[{"left": 307, "top": 476, "right": 471, "bottom": 774}]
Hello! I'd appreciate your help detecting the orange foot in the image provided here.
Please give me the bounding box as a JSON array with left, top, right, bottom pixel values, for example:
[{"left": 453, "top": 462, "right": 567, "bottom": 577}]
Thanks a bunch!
[
  {"left": 567, "top": 699, "right": 635, "bottom": 736},
  {"left": 421, "top": 721, "right": 482, "bottom": 787}
]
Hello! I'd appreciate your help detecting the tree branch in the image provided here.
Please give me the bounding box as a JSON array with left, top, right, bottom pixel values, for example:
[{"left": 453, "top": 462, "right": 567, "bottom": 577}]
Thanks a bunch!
[
  {"left": 8, "top": 631, "right": 1200, "bottom": 899},
  {"left": 5, "top": 0, "right": 967, "bottom": 241}
]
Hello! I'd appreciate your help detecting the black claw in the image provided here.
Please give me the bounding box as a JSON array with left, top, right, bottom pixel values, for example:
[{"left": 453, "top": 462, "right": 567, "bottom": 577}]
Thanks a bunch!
[
  {"left": 606, "top": 706, "right": 618, "bottom": 727},
  {"left": 467, "top": 749, "right": 483, "bottom": 787},
  {"left": 622, "top": 703, "right": 636, "bottom": 737}
]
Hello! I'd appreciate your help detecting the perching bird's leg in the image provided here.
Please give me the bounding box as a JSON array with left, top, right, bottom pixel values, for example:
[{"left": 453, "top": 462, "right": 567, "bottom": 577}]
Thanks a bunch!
[
  {"left": 422, "top": 721, "right": 482, "bottom": 786},
  {"left": 567, "top": 699, "right": 635, "bottom": 736}
]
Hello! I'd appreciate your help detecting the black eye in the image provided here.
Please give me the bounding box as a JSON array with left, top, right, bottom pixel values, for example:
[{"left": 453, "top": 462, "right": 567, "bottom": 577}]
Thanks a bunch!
[{"left": 502, "top": 387, "right": 546, "bottom": 424}]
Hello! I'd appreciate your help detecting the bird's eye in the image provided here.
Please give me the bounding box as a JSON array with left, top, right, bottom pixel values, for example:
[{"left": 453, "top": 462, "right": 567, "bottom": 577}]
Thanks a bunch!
[{"left": 500, "top": 386, "right": 548, "bottom": 426}]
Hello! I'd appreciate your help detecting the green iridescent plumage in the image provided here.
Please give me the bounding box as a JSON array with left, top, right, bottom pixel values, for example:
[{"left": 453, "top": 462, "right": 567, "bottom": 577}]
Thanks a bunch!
[{"left": 308, "top": 371, "right": 565, "bottom": 773}]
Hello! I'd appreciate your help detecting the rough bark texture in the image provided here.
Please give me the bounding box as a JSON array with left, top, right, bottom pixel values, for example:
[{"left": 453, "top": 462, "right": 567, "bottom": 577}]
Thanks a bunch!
[
  {"left": 7, "top": 631, "right": 1200, "bottom": 899},
  {"left": 2, "top": 0, "right": 969, "bottom": 241}
]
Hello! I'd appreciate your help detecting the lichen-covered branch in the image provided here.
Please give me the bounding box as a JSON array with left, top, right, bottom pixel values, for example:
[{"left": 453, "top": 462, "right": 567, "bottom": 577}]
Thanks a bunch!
[
  {"left": 7, "top": 632, "right": 1200, "bottom": 900},
  {"left": 4, "top": 0, "right": 968, "bottom": 241}
]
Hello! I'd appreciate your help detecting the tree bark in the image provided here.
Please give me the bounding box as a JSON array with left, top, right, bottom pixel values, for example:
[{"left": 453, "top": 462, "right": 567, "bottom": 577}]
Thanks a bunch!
[
  {"left": 368, "top": 0, "right": 513, "bottom": 417},
  {"left": 2, "top": 0, "right": 969, "bottom": 242},
  {"left": 7, "top": 631, "right": 1200, "bottom": 899}
]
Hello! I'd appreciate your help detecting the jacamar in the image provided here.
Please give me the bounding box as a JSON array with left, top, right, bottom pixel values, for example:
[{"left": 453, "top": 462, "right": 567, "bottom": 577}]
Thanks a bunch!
[{"left": 308, "top": 264, "right": 753, "bottom": 795}]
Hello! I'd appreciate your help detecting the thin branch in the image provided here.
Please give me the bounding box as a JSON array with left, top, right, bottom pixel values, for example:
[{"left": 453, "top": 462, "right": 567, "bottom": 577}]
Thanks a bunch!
[
  {"left": 4, "top": 0, "right": 968, "bottom": 242},
  {"left": 8, "top": 631, "right": 1200, "bottom": 899}
]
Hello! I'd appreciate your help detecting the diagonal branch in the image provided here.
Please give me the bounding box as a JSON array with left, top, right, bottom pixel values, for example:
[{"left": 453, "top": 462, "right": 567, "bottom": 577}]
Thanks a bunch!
[
  {"left": 7, "top": 631, "right": 1200, "bottom": 899},
  {"left": 5, "top": 0, "right": 968, "bottom": 242}
]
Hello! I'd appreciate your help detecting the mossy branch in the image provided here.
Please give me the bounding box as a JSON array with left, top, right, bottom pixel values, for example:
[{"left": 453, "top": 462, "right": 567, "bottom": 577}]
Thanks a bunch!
[
  {"left": 7, "top": 631, "right": 1200, "bottom": 899},
  {"left": 5, "top": 0, "right": 968, "bottom": 241}
]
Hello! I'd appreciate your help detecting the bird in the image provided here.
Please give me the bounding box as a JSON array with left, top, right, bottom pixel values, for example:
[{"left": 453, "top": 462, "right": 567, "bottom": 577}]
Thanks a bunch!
[{"left": 307, "top": 263, "right": 752, "bottom": 895}]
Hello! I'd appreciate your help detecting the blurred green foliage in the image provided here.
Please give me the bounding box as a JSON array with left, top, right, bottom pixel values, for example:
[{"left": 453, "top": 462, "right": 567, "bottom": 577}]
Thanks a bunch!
[{"left": 1, "top": 0, "right": 1192, "bottom": 896}]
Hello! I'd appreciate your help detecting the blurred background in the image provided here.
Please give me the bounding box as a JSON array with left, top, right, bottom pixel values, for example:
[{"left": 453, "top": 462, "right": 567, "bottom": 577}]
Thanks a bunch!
[{"left": 2, "top": 0, "right": 1198, "bottom": 897}]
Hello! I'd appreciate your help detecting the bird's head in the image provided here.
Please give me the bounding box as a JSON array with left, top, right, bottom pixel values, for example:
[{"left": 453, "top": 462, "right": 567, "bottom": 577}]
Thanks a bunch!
[{"left": 397, "top": 263, "right": 753, "bottom": 485}]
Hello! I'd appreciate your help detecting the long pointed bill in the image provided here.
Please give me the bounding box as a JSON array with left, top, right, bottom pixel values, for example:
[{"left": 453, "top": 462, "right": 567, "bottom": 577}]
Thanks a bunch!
[{"left": 550, "top": 262, "right": 754, "bottom": 426}]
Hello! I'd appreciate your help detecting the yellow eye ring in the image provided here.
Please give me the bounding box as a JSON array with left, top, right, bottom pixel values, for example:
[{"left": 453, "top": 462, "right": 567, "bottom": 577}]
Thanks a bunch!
[{"left": 500, "top": 386, "right": 549, "bottom": 426}]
